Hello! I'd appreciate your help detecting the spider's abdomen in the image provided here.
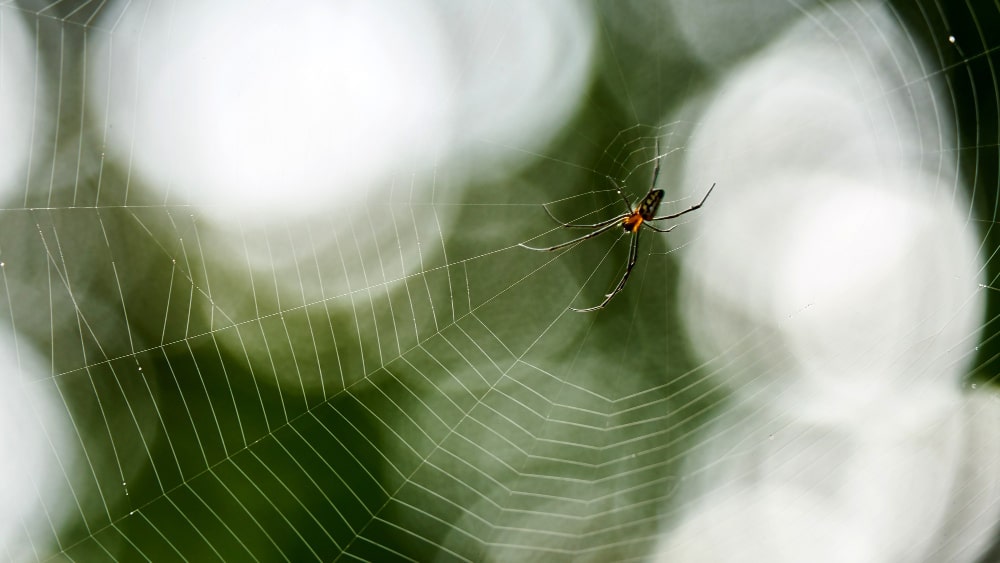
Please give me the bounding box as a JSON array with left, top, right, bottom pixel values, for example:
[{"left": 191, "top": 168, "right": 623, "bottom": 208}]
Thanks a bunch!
[{"left": 638, "top": 189, "right": 665, "bottom": 220}]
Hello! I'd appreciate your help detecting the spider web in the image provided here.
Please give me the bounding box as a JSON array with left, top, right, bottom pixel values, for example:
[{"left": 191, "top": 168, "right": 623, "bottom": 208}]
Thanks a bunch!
[{"left": 0, "top": 0, "right": 998, "bottom": 561}]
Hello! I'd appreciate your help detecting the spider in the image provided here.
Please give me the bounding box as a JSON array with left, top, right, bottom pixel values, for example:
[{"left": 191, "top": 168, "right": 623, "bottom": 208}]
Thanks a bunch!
[{"left": 520, "top": 144, "right": 715, "bottom": 312}]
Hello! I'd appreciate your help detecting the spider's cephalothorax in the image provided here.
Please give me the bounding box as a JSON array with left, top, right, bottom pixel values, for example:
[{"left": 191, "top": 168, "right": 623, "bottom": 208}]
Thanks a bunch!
[{"left": 520, "top": 141, "right": 714, "bottom": 312}]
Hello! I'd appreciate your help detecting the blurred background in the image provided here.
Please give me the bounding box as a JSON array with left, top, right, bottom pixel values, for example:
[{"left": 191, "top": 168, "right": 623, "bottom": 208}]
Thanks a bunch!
[{"left": 0, "top": 0, "right": 998, "bottom": 561}]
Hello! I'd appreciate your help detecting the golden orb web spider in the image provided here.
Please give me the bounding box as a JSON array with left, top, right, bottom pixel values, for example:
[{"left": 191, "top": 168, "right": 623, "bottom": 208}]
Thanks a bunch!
[{"left": 520, "top": 144, "right": 715, "bottom": 312}]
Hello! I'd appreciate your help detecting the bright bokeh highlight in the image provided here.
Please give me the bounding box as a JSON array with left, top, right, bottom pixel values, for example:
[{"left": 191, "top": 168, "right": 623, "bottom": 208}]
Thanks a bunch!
[
  {"left": 0, "top": 7, "right": 44, "bottom": 199},
  {"left": 88, "top": 0, "right": 594, "bottom": 226},
  {"left": 660, "top": 2, "right": 998, "bottom": 561}
]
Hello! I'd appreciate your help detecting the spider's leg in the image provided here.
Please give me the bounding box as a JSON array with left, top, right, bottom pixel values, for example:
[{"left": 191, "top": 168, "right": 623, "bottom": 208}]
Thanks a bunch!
[
  {"left": 571, "top": 231, "right": 640, "bottom": 312},
  {"left": 542, "top": 205, "right": 623, "bottom": 229},
  {"left": 649, "top": 183, "right": 715, "bottom": 222},
  {"left": 606, "top": 176, "right": 635, "bottom": 213},
  {"left": 607, "top": 232, "right": 641, "bottom": 298},
  {"left": 642, "top": 222, "right": 677, "bottom": 233},
  {"left": 519, "top": 217, "right": 624, "bottom": 252}
]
